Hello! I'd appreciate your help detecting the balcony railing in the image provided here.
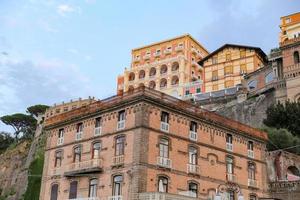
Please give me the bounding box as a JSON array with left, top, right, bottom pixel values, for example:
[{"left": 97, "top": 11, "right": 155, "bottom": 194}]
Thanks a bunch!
[
  {"left": 75, "top": 132, "right": 83, "bottom": 141},
  {"left": 65, "top": 159, "right": 103, "bottom": 176},
  {"left": 117, "top": 120, "right": 125, "bottom": 130},
  {"left": 133, "top": 57, "right": 141, "bottom": 62},
  {"left": 248, "top": 150, "right": 254, "bottom": 159},
  {"left": 175, "top": 46, "right": 184, "bottom": 52},
  {"left": 164, "top": 49, "right": 172, "bottom": 55},
  {"left": 57, "top": 137, "right": 64, "bottom": 145},
  {"left": 187, "top": 164, "right": 200, "bottom": 175},
  {"left": 108, "top": 196, "right": 122, "bottom": 200},
  {"left": 113, "top": 155, "right": 124, "bottom": 166},
  {"left": 191, "top": 48, "right": 198, "bottom": 55},
  {"left": 94, "top": 127, "right": 102, "bottom": 136},
  {"left": 154, "top": 52, "right": 161, "bottom": 57},
  {"left": 69, "top": 198, "right": 100, "bottom": 200},
  {"left": 189, "top": 131, "right": 197, "bottom": 141},
  {"left": 226, "top": 143, "right": 233, "bottom": 152},
  {"left": 178, "top": 191, "right": 197, "bottom": 198},
  {"left": 52, "top": 167, "right": 62, "bottom": 176},
  {"left": 248, "top": 179, "right": 258, "bottom": 188},
  {"left": 160, "top": 122, "right": 169, "bottom": 132},
  {"left": 157, "top": 157, "right": 172, "bottom": 168},
  {"left": 226, "top": 173, "right": 237, "bottom": 182},
  {"left": 143, "top": 54, "right": 151, "bottom": 60},
  {"left": 138, "top": 192, "right": 198, "bottom": 200}
]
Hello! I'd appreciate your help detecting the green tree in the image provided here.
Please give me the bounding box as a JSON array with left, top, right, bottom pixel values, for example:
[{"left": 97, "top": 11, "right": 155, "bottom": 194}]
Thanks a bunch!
[
  {"left": 26, "top": 104, "right": 49, "bottom": 118},
  {"left": 0, "top": 114, "right": 36, "bottom": 141},
  {"left": 262, "top": 127, "right": 300, "bottom": 154},
  {"left": 0, "top": 132, "right": 14, "bottom": 153},
  {"left": 264, "top": 101, "right": 300, "bottom": 136}
]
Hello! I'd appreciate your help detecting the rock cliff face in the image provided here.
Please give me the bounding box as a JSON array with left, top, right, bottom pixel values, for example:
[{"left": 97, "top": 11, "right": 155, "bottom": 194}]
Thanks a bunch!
[
  {"left": 0, "top": 141, "right": 31, "bottom": 200},
  {"left": 203, "top": 91, "right": 276, "bottom": 128}
]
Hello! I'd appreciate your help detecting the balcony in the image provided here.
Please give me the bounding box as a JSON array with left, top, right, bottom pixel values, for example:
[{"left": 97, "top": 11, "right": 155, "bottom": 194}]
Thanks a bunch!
[
  {"left": 187, "top": 164, "right": 200, "bottom": 175},
  {"left": 154, "top": 52, "right": 161, "bottom": 57},
  {"left": 108, "top": 196, "right": 122, "bottom": 200},
  {"left": 164, "top": 49, "right": 172, "bottom": 55},
  {"left": 226, "top": 173, "right": 237, "bottom": 183},
  {"left": 57, "top": 137, "right": 64, "bottom": 145},
  {"left": 248, "top": 150, "right": 254, "bottom": 159},
  {"left": 51, "top": 167, "right": 62, "bottom": 176},
  {"left": 94, "top": 127, "right": 102, "bottom": 136},
  {"left": 248, "top": 179, "right": 258, "bottom": 188},
  {"left": 64, "top": 159, "right": 103, "bottom": 177},
  {"left": 226, "top": 143, "right": 233, "bottom": 152},
  {"left": 191, "top": 61, "right": 203, "bottom": 70},
  {"left": 189, "top": 131, "right": 197, "bottom": 141},
  {"left": 117, "top": 120, "right": 125, "bottom": 130},
  {"left": 178, "top": 191, "right": 197, "bottom": 198},
  {"left": 191, "top": 48, "right": 198, "bottom": 55},
  {"left": 75, "top": 132, "right": 83, "bottom": 141},
  {"left": 133, "top": 57, "right": 141, "bottom": 63},
  {"left": 157, "top": 157, "right": 172, "bottom": 168},
  {"left": 160, "top": 122, "right": 169, "bottom": 132},
  {"left": 143, "top": 54, "right": 151, "bottom": 60},
  {"left": 175, "top": 45, "right": 184, "bottom": 52},
  {"left": 112, "top": 155, "right": 124, "bottom": 166},
  {"left": 138, "top": 192, "right": 198, "bottom": 200}
]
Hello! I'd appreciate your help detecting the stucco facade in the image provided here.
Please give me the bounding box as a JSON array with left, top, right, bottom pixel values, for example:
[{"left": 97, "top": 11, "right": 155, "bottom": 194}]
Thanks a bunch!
[{"left": 40, "top": 87, "right": 269, "bottom": 200}]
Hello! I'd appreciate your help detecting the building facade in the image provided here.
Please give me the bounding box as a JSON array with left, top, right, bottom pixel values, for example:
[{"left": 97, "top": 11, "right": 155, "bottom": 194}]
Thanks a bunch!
[
  {"left": 199, "top": 44, "right": 268, "bottom": 93},
  {"left": 40, "top": 87, "right": 269, "bottom": 200},
  {"left": 279, "top": 12, "right": 300, "bottom": 44},
  {"left": 117, "top": 34, "right": 209, "bottom": 99}
]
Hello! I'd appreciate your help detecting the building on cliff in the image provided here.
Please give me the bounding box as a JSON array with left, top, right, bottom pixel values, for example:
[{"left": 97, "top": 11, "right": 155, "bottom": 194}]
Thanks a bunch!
[
  {"left": 116, "top": 34, "right": 209, "bottom": 99},
  {"left": 40, "top": 87, "right": 269, "bottom": 200}
]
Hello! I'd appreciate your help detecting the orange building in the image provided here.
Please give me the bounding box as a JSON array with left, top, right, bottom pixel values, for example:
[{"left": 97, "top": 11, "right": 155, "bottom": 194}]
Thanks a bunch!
[
  {"left": 117, "top": 34, "right": 209, "bottom": 98},
  {"left": 279, "top": 12, "right": 300, "bottom": 44},
  {"left": 40, "top": 87, "right": 269, "bottom": 200},
  {"left": 199, "top": 44, "right": 268, "bottom": 93}
]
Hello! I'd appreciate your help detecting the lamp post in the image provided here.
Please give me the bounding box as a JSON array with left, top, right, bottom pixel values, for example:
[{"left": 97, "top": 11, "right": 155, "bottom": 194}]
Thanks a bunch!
[{"left": 214, "top": 183, "right": 244, "bottom": 200}]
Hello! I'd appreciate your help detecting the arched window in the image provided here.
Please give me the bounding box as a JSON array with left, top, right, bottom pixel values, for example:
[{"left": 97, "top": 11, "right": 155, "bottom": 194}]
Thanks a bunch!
[
  {"left": 139, "top": 70, "right": 145, "bottom": 79},
  {"left": 89, "top": 179, "right": 98, "bottom": 197},
  {"left": 73, "top": 146, "right": 81, "bottom": 163},
  {"left": 265, "top": 72, "right": 274, "bottom": 84},
  {"left": 248, "top": 80, "right": 257, "bottom": 90},
  {"left": 287, "top": 166, "right": 300, "bottom": 180},
  {"left": 171, "top": 62, "right": 179, "bottom": 72},
  {"left": 188, "top": 182, "right": 198, "bottom": 197},
  {"left": 92, "top": 142, "right": 101, "bottom": 159},
  {"left": 69, "top": 181, "right": 78, "bottom": 199},
  {"left": 149, "top": 81, "right": 156, "bottom": 89},
  {"left": 128, "top": 72, "right": 135, "bottom": 81},
  {"left": 149, "top": 67, "right": 156, "bottom": 77},
  {"left": 50, "top": 184, "right": 59, "bottom": 200},
  {"left": 158, "top": 176, "right": 168, "bottom": 193},
  {"left": 160, "top": 65, "right": 168, "bottom": 74},
  {"left": 294, "top": 51, "right": 300, "bottom": 64},
  {"left": 171, "top": 76, "right": 179, "bottom": 86},
  {"left": 160, "top": 78, "right": 167, "bottom": 88},
  {"left": 113, "top": 175, "right": 123, "bottom": 196}
]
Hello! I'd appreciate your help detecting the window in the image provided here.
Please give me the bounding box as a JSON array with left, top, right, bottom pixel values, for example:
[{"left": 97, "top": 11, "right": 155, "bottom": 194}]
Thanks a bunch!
[
  {"left": 158, "top": 176, "right": 168, "bottom": 193},
  {"left": 69, "top": 181, "right": 78, "bottom": 199},
  {"left": 50, "top": 184, "right": 59, "bottom": 200},
  {"left": 149, "top": 81, "right": 156, "bottom": 89},
  {"left": 160, "top": 65, "right": 168, "bottom": 74},
  {"left": 226, "top": 52, "right": 231, "bottom": 61},
  {"left": 226, "top": 134, "right": 233, "bottom": 151},
  {"left": 159, "top": 138, "right": 169, "bottom": 158},
  {"left": 285, "top": 18, "right": 291, "bottom": 23},
  {"left": 113, "top": 175, "right": 123, "bottom": 196},
  {"left": 185, "top": 90, "right": 190, "bottom": 96},
  {"left": 212, "top": 56, "right": 218, "bottom": 64},
  {"left": 225, "top": 80, "right": 234, "bottom": 88},
  {"left": 265, "top": 72, "right": 274, "bottom": 84},
  {"left": 196, "top": 87, "right": 201, "bottom": 94},
  {"left": 212, "top": 70, "right": 218, "bottom": 81},
  {"left": 248, "top": 141, "right": 254, "bottom": 155},
  {"left": 89, "top": 179, "right": 98, "bottom": 198},
  {"left": 248, "top": 163, "right": 256, "bottom": 180},
  {"left": 77, "top": 123, "right": 83, "bottom": 132},
  {"left": 189, "top": 121, "right": 197, "bottom": 141},
  {"left": 160, "top": 78, "right": 167, "bottom": 89},
  {"left": 171, "top": 76, "right": 179, "bottom": 86},
  {"left": 228, "top": 191, "right": 235, "bottom": 200},
  {"left": 212, "top": 84, "right": 218, "bottom": 91},
  {"left": 226, "top": 157, "right": 234, "bottom": 174},
  {"left": 115, "top": 136, "right": 125, "bottom": 156},
  {"left": 189, "top": 147, "right": 197, "bottom": 165},
  {"left": 95, "top": 117, "right": 102, "bottom": 136},
  {"left": 172, "top": 62, "right": 179, "bottom": 71},
  {"left": 129, "top": 72, "right": 135, "bottom": 81},
  {"left": 240, "top": 64, "right": 247, "bottom": 74},
  {"left": 250, "top": 194, "right": 257, "bottom": 200},
  {"left": 150, "top": 67, "right": 156, "bottom": 77},
  {"left": 117, "top": 110, "right": 125, "bottom": 130},
  {"left": 294, "top": 51, "right": 299, "bottom": 64},
  {"left": 240, "top": 49, "right": 246, "bottom": 58},
  {"left": 54, "top": 151, "right": 62, "bottom": 167},
  {"left": 57, "top": 129, "right": 64, "bottom": 145},
  {"left": 139, "top": 70, "right": 145, "bottom": 79},
  {"left": 188, "top": 182, "right": 198, "bottom": 197},
  {"left": 76, "top": 123, "right": 83, "bottom": 140},
  {"left": 73, "top": 146, "right": 81, "bottom": 163},
  {"left": 248, "top": 80, "right": 257, "bottom": 90},
  {"left": 224, "top": 65, "right": 233, "bottom": 75},
  {"left": 160, "top": 111, "right": 169, "bottom": 132},
  {"left": 92, "top": 142, "right": 101, "bottom": 159}
]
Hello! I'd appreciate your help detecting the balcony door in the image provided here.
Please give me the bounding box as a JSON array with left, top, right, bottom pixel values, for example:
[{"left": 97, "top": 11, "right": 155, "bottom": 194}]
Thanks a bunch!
[
  {"left": 50, "top": 184, "right": 58, "bottom": 200},
  {"left": 69, "top": 181, "right": 77, "bottom": 199},
  {"left": 89, "top": 179, "right": 98, "bottom": 198}
]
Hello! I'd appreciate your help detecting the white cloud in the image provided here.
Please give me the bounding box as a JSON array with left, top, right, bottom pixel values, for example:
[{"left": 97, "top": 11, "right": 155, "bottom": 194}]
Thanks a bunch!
[{"left": 57, "top": 4, "right": 81, "bottom": 16}]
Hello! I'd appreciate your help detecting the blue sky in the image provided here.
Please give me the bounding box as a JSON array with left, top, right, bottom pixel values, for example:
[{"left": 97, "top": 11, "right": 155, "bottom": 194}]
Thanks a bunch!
[{"left": 0, "top": 0, "right": 299, "bottom": 132}]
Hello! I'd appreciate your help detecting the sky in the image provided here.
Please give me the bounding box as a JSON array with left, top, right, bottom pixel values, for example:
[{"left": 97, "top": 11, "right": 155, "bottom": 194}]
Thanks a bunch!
[{"left": 0, "top": 0, "right": 299, "bottom": 132}]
